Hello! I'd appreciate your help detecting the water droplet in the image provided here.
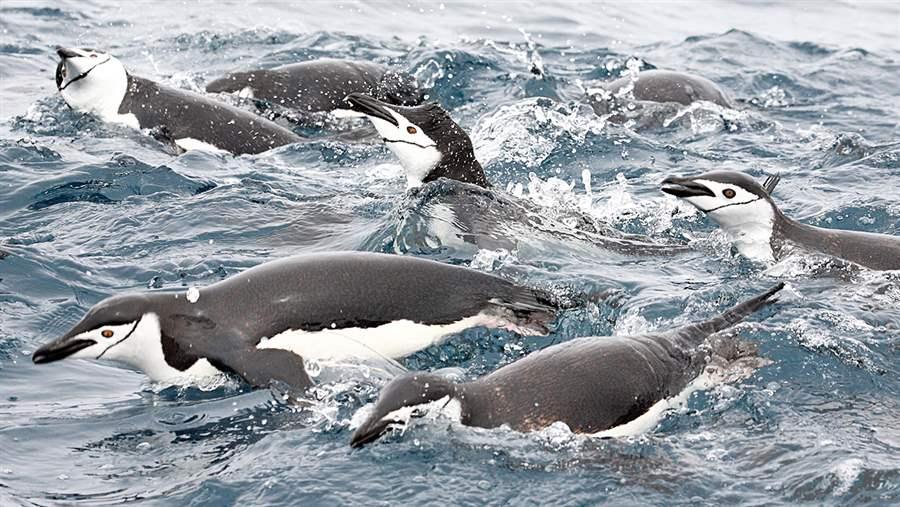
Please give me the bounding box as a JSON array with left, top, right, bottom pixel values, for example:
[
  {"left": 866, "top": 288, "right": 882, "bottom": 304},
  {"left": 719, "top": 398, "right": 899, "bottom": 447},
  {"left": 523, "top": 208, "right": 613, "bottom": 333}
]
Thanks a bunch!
[
  {"left": 305, "top": 359, "right": 322, "bottom": 378},
  {"left": 186, "top": 287, "right": 200, "bottom": 303}
]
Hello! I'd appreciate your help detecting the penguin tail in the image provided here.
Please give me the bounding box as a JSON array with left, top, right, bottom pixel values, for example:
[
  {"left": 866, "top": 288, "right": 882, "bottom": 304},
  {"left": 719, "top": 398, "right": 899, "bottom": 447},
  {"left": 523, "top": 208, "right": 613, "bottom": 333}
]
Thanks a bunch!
[
  {"left": 700, "top": 282, "right": 785, "bottom": 335},
  {"left": 487, "top": 285, "right": 605, "bottom": 336}
]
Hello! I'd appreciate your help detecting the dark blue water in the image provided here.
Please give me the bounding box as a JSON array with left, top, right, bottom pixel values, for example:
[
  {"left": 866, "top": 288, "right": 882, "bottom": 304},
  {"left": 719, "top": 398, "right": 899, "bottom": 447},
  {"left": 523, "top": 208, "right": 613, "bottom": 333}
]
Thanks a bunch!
[{"left": 2, "top": 1, "right": 899, "bottom": 505}]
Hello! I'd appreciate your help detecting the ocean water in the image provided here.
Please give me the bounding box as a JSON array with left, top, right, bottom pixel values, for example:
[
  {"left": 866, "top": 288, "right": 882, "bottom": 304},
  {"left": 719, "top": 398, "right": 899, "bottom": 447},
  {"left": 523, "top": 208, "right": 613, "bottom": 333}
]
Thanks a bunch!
[{"left": 1, "top": 1, "right": 899, "bottom": 505}]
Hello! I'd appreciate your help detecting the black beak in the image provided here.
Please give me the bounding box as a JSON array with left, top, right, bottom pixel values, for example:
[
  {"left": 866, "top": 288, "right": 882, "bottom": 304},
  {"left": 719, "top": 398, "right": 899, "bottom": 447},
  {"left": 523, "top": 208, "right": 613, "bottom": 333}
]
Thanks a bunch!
[
  {"left": 32, "top": 338, "right": 96, "bottom": 364},
  {"left": 350, "top": 418, "right": 394, "bottom": 448},
  {"left": 344, "top": 93, "right": 399, "bottom": 126},
  {"left": 56, "top": 47, "right": 81, "bottom": 59},
  {"left": 660, "top": 176, "right": 716, "bottom": 198}
]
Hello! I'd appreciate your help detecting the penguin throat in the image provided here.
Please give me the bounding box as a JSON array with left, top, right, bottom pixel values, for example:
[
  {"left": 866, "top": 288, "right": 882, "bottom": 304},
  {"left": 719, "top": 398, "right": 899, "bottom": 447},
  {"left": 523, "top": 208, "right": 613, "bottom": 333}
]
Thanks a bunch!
[
  {"left": 708, "top": 200, "right": 776, "bottom": 263},
  {"left": 99, "top": 313, "right": 222, "bottom": 383}
]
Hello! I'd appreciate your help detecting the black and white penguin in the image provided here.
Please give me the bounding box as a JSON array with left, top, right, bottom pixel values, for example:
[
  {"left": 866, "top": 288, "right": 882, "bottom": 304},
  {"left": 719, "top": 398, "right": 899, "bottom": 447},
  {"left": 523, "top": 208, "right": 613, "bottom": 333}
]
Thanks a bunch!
[
  {"left": 343, "top": 93, "right": 489, "bottom": 188},
  {"left": 661, "top": 170, "right": 900, "bottom": 270},
  {"left": 55, "top": 47, "right": 302, "bottom": 155},
  {"left": 350, "top": 283, "right": 784, "bottom": 447},
  {"left": 344, "top": 93, "right": 691, "bottom": 256},
  {"left": 32, "top": 252, "right": 572, "bottom": 391}
]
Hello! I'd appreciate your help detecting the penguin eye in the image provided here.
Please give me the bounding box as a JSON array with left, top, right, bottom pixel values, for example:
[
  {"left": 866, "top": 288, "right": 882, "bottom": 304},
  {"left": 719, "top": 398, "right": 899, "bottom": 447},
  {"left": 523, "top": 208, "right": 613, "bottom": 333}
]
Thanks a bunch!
[
  {"left": 723, "top": 189, "right": 736, "bottom": 199},
  {"left": 101, "top": 329, "right": 114, "bottom": 338},
  {"left": 406, "top": 126, "right": 417, "bottom": 135}
]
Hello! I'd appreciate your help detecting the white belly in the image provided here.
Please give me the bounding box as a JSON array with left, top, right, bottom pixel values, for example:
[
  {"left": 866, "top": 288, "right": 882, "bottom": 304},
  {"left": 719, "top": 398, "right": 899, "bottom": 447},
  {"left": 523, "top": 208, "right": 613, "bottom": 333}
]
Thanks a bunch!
[
  {"left": 256, "top": 314, "right": 500, "bottom": 362},
  {"left": 593, "top": 371, "right": 715, "bottom": 438},
  {"left": 174, "top": 137, "right": 230, "bottom": 154}
]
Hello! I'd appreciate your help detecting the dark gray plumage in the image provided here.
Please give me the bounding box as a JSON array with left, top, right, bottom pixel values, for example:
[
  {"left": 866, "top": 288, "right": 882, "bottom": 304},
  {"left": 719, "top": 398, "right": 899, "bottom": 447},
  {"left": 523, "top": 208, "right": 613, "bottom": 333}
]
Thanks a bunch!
[
  {"left": 589, "top": 70, "right": 732, "bottom": 118},
  {"left": 351, "top": 283, "right": 784, "bottom": 447},
  {"left": 206, "top": 59, "right": 425, "bottom": 112},
  {"left": 117, "top": 75, "right": 302, "bottom": 154}
]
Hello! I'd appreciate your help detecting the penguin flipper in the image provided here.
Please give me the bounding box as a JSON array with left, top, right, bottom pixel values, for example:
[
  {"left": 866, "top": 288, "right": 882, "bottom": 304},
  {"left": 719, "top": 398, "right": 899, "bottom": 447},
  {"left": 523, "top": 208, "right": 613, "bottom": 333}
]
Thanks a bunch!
[
  {"left": 214, "top": 348, "right": 313, "bottom": 392},
  {"left": 164, "top": 315, "right": 312, "bottom": 391},
  {"left": 146, "top": 125, "right": 184, "bottom": 155},
  {"left": 487, "top": 289, "right": 563, "bottom": 336}
]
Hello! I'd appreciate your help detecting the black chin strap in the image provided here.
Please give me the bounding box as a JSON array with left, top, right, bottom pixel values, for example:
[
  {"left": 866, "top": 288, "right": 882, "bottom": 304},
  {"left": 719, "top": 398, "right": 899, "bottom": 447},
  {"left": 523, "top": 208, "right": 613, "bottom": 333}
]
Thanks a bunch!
[
  {"left": 706, "top": 197, "right": 761, "bottom": 213},
  {"left": 383, "top": 138, "right": 437, "bottom": 149},
  {"left": 96, "top": 316, "right": 142, "bottom": 360},
  {"left": 58, "top": 56, "right": 111, "bottom": 91}
]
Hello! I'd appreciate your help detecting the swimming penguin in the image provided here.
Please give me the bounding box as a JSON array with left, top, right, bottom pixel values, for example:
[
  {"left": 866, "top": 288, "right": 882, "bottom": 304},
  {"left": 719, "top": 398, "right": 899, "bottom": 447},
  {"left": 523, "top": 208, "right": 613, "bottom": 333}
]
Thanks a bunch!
[
  {"left": 344, "top": 93, "right": 690, "bottom": 256},
  {"left": 55, "top": 47, "right": 301, "bottom": 155},
  {"left": 350, "top": 282, "right": 784, "bottom": 447},
  {"left": 588, "top": 70, "right": 733, "bottom": 120},
  {"left": 206, "top": 59, "right": 425, "bottom": 116},
  {"left": 660, "top": 170, "right": 900, "bottom": 270},
  {"left": 31, "top": 252, "right": 571, "bottom": 391},
  {"left": 344, "top": 93, "right": 489, "bottom": 188}
]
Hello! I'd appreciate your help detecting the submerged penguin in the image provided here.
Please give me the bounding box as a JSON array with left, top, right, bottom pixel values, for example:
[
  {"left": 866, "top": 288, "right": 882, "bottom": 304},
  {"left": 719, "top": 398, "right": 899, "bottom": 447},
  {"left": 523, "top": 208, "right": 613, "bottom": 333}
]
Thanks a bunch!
[
  {"left": 588, "top": 69, "right": 733, "bottom": 121},
  {"left": 661, "top": 170, "right": 900, "bottom": 270},
  {"left": 32, "top": 252, "right": 574, "bottom": 391},
  {"left": 206, "top": 59, "right": 425, "bottom": 116},
  {"left": 351, "top": 282, "right": 784, "bottom": 447},
  {"left": 55, "top": 47, "right": 301, "bottom": 154}
]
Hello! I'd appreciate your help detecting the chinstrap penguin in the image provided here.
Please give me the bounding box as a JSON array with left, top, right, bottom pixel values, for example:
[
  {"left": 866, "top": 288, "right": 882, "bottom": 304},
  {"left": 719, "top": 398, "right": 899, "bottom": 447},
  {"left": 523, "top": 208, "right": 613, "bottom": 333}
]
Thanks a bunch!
[
  {"left": 344, "top": 93, "right": 489, "bottom": 188},
  {"left": 344, "top": 93, "right": 692, "bottom": 256},
  {"left": 661, "top": 170, "right": 900, "bottom": 270},
  {"left": 55, "top": 47, "right": 302, "bottom": 155},
  {"left": 351, "top": 282, "right": 784, "bottom": 447},
  {"left": 32, "top": 252, "right": 574, "bottom": 391}
]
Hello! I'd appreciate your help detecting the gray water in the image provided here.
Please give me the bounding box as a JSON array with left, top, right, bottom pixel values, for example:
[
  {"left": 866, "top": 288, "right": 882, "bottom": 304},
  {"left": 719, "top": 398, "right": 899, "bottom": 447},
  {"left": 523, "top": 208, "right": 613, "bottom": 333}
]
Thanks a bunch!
[{"left": 1, "top": 1, "right": 899, "bottom": 505}]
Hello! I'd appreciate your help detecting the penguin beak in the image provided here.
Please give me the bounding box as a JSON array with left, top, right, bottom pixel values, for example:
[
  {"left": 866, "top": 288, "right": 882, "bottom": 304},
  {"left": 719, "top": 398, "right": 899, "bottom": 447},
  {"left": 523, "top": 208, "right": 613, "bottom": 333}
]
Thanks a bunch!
[
  {"left": 32, "top": 337, "right": 96, "bottom": 364},
  {"left": 350, "top": 416, "right": 394, "bottom": 448},
  {"left": 56, "top": 47, "right": 81, "bottom": 60},
  {"left": 344, "top": 93, "right": 399, "bottom": 126},
  {"left": 660, "top": 176, "right": 715, "bottom": 198}
]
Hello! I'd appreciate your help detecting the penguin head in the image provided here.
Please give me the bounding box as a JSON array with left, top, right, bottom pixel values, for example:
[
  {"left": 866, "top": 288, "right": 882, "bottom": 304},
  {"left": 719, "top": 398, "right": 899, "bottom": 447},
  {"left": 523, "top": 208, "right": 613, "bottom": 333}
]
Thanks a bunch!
[
  {"left": 661, "top": 170, "right": 780, "bottom": 262},
  {"left": 344, "top": 93, "right": 487, "bottom": 188},
  {"left": 350, "top": 372, "right": 455, "bottom": 448},
  {"left": 55, "top": 47, "right": 128, "bottom": 117},
  {"left": 32, "top": 293, "right": 158, "bottom": 368},
  {"left": 661, "top": 170, "right": 777, "bottom": 227}
]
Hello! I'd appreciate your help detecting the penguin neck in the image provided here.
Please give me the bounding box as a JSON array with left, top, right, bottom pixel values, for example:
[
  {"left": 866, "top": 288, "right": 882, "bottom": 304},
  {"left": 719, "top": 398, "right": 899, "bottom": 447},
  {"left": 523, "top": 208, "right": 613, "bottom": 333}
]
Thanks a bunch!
[
  {"left": 424, "top": 148, "right": 490, "bottom": 188},
  {"left": 711, "top": 199, "right": 779, "bottom": 263}
]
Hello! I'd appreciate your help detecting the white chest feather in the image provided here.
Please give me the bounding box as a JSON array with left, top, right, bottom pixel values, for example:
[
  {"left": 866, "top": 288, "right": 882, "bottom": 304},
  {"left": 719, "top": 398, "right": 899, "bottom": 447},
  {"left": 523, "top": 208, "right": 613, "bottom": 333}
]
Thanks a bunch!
[
  {"left": 255, "top": 314, "right": 500, "bottom": 362},
  {"left": 708, "top": 199, "right": 776, "bottom": 263},
  {"left": 173, "top": 137, "right": 229, "bottom": 154}
]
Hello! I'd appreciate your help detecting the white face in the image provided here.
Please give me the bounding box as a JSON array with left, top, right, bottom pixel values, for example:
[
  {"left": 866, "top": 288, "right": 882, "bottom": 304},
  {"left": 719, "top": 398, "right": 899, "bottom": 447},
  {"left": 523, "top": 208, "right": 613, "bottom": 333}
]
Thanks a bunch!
[
  {"left": 66, "top": 314, "right": 154, "bottom": 364},
  {"left": 676, "top": 179, "right": 776, "bottom": 262},
  {"left": 44, "top": 312, "right": 224, "bottom": 384},
  {"left": 366, "top": 109, "right": 442, "bottom": 188},
  {"left": 58, "top": 48, "right": 128, "bottom": 118},
  {"left": 678, "top": 179, "right": 770, "bottom": 226}
]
